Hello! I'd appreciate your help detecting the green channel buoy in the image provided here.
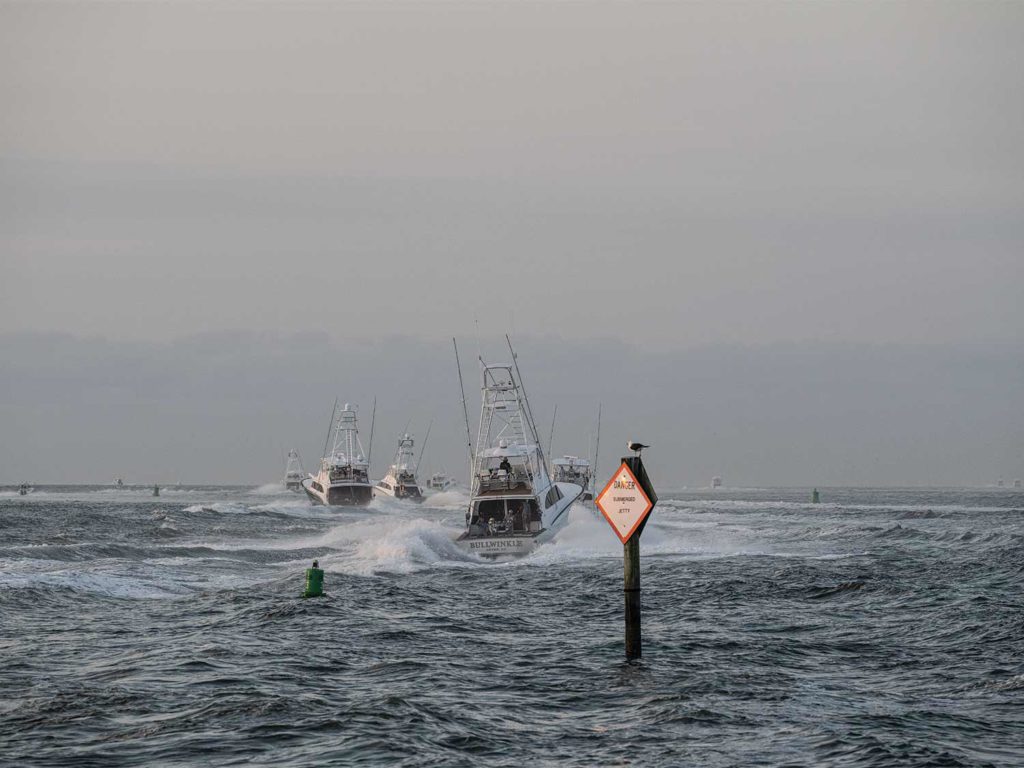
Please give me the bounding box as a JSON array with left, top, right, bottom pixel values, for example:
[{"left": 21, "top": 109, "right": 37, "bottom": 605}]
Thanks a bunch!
[
  {"left": 812, "top": 488, "right": 820, "bottom": 504},
  {"left": 303, "top": 560, "right": 324, "bottom": 598}
]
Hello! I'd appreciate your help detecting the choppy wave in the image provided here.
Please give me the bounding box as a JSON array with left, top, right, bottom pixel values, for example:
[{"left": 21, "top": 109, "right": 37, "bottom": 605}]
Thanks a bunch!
[{"left": 2, "top": 486, "right": 1023, "bottom": 766}]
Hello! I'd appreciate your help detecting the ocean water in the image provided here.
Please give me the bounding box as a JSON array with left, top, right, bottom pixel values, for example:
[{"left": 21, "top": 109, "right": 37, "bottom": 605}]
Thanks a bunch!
[{"left": 1, "top": 484, "right": 1022, "bottom": 766}]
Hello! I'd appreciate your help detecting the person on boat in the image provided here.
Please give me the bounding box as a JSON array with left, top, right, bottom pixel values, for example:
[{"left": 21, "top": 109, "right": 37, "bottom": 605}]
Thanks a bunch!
[
  {"left": 511, "top": 502, "right": 524, "bottom": 532},
  {"left": 499, "top": 457, "right": 512, "bottom": 474}
]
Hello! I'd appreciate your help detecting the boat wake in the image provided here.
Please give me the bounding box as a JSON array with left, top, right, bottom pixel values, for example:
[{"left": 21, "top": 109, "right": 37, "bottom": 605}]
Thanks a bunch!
[
  {"left": 300, "top": 517, "right": 474, "bottom": 575},
  {"left": 423, "top": 488, "right": 471, "bottom": 510}
]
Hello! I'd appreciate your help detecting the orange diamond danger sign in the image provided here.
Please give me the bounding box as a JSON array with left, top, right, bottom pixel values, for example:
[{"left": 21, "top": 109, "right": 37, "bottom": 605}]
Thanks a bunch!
[{"left": 595, "top": 462, "right": 655, "bottom": 543}]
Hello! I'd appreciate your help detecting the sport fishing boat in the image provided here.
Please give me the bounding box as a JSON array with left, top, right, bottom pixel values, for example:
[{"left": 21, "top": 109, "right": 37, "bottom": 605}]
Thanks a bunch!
[
  {"left": 551, "top": 455, "right": 594, "bottom": 501},
  {"left": 283, "top": 449, "right": 305, "bottom": 492},
  {"left": 427, "top": 471, "right": 456, "bottom": 492},
  {"left": 374, "top": 433, "right": 425, "bottom": 502},
  {"left": 302, "top": 402, "right": 374, "bottom": 507},
  {"left": 455, "top": 350, "right": 583, "bottom": 558}
]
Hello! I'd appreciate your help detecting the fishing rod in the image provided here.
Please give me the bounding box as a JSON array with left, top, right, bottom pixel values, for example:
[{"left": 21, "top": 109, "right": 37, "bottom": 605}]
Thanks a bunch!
[
  {"left": 547, "top": 404, "right": 558, "bottom": 460},
  {"left": 367, "top": 397, "right": 377, "bottom": 470},
  {"left": 321, "top": 398, "right": 339, "bottom": 460},
  {"left": 453, "top": 337, "right": 474, "bottom": 481},
  {"left": 413, "top": 420, "right": 433, "bottom": 475}
]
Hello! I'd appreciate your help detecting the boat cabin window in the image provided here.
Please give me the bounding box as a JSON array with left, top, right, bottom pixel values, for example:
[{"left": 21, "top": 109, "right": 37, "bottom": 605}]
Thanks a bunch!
[{"left": 544, "top": 485, "right": 563, "bottom": 508}]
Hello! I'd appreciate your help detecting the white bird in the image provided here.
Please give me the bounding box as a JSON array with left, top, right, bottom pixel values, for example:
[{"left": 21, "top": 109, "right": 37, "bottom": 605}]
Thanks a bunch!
[{"left": 627, "top": 441, "right": 649, "bottom": 454}]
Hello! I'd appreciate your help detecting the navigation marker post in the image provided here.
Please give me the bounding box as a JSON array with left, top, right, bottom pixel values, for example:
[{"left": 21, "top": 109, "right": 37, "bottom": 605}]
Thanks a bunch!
[{"left": 595, "top": 456, "right": 657, "bottom": 661}]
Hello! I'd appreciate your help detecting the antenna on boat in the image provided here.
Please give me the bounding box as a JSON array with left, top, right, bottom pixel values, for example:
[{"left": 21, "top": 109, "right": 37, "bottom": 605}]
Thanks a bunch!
[
  {"left": 414, "top": 420, "right": 433, "bottom": 475},
  {"left": 474, "top": 315, "right": 483, "bottom": 363},
  {"left": 592, "top": 402, "right": 602, "bottom": 495},
  {"left": 547, "top": 404, "right": 558, "bottom": 459},
  {"left": 367, "top": 397, "right": 377, "bottom": 471},
  {"left": 505, "top": 334, "right": 544, "bottom": 461},
  {"left": 453, "top": 337, "right": 474, "bottom": 479},
  {"left": 321, "top": 398, "right": 339, "bottom": 459}
]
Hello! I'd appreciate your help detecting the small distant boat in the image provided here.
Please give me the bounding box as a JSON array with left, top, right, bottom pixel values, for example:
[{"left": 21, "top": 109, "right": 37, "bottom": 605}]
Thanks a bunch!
[
  {"left": 428, "top": 471, "right": 456, "bottom": 492},
  {"left": 113, "top": 478, "right": 125, "bottom": 489},
  {"left": 302, "top": 401, "right": 375, "bottom": 507},
  {"left": 283, "top": 449, "right": 305, "bottom": 492},
  {"left": 551, "top": 455, "right": 593, "bottom": 501},
  {"left": 375, "top": 432, "right": 426, "bottom": 502},
  {"left": 454, "top": 340, "right": 583, "bottom": 559},
  {"left": 712, "top": 476, "right": 723, "bottom": 489},
  {"left": 18, "top": 482, "right": 33, "bottom": 496}
]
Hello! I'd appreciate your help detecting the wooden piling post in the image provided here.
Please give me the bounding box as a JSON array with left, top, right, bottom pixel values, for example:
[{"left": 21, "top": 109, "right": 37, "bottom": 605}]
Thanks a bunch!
[
  {"left": 596, "top": 454, "right": 657, "bottom": 662},
  {"left": 624, "top": 534, "right": 642, "bottom": 660}
]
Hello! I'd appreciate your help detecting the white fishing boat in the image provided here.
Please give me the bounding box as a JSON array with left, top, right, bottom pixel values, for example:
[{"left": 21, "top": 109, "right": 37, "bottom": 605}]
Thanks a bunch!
[
  {"left": 18, "top": 482, "right": 33, "bottom": 496},
  {"left": 283, "top": 449, "right": 305, "bottom": 492},
  {"left": 546, "top": 403, "right": 602, "bottom": 503},
  {"left": 551, "top": 455, "right": 593, "bottom": 501},
  {"left": 454, "top": 342, "right": 583, "bottom": 558},
  {"left": 427, "top": 471, "right": 456, "bottom": 492},
  {"left": 375, "top": 432, "right": 426, "bottom": 502},
  {"left": 302, "top": 402, "right": 374, "bottom": 507},
  {"left": 113, "top": 478, "right": 125, "bottom": 489}
]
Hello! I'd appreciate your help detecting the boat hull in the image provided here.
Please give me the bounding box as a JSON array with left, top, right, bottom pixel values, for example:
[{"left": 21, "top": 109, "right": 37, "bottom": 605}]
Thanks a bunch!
[{"left": 302, "top": 478, "right": 374, "bottom": 507}]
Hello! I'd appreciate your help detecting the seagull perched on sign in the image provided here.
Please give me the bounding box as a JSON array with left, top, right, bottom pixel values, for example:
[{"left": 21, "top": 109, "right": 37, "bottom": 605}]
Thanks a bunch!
[{"left": 628, "top": 441, "right": 649, "bottom": 455}]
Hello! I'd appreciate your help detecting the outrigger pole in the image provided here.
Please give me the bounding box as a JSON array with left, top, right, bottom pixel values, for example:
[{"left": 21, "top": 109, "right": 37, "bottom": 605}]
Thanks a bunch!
[
  {"left": 453, "top": 338, "right": 474, "bottom": 480},
  {"left": 367, "top": 397, "right": 377, "bottom": 470},
  {"left": 592, "top": 402, "right": 602, "bottom": 496},
  {"left": 413, "top": 420, "right": 433, "bottom": 475},
  {"left": 505, "top": 334, "right": 544, "bottom": 463},
  {"left": 547, "top": 404, "right": 558, "bottom": 461},
  {"left": 321, "top": 398, "right": 339, "bottom": 460}
]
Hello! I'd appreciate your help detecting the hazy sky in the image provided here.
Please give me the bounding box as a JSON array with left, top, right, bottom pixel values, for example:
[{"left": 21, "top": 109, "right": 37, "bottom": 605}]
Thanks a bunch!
[
  {"left": 1, "top": 3, "right": 1021, "bottom": 485},
  {"left": 2, "top": 1, "right": 1021, "bottom": 347},
  {"left": 1, "top": 333, "right": 1021, "bottom": 486}
]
